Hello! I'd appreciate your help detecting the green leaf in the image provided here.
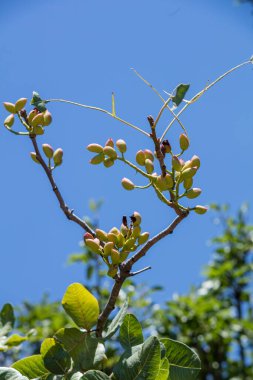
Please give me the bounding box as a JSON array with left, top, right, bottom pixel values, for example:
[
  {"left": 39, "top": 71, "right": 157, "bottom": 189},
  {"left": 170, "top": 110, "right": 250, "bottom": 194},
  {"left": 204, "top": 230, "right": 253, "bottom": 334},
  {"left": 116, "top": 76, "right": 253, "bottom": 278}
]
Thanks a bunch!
[
  {"left": 81, "top": 371, "right": 110, "bottom": 380},
  {"left": 62, "top": 283, "right": 99, "bottom": 329},
  {"left": 1, "top": 304, "right": 15, "bottom": 328},
  {"left": 161, "top": 338, "right": 201, "bottom": 380},
  {"left": 40, "top": 338, "right": 71, "bottom": 374},
  {"left": 172, "top": 84, "right": 190, "bottom": 107},
  {"left": 30, "top": 91, "right": 47, "bottom": 112},
  {"left": 155, "top": 358, "right": 169, "bottom": 380},
  {"left": 11, "top": 355, "right": 49, "bottom": 379},
  {"left": 5, "top": 334, "right": 27, "bottom": 347},
  {"left": 119, "top": 314, "right": 143, "bottom": 350},
  {"left": 55, "top": 327, "right": 105, "bottom": 371},
  {"left": 103, "top": 299, "right": 128, "bottom": 340},
  {"left": 0, "top": 368, "right": 28, "bottom": 380}
]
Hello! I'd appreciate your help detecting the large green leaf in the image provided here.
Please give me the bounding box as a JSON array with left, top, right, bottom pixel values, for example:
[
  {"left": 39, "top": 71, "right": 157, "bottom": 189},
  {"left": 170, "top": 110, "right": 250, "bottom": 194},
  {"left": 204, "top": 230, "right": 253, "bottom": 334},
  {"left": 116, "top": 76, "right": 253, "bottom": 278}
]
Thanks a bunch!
[
  {"left": 0, "top": 368, "right": 28, "bottom": 380},
  {"left": 161, "top": 338, "right": 201, "bottom": 380},
  {"left": 155, "top": 358, "right": 169, "bottom": 380},
  {"left": 1, "top": 304, "right": 14, "bottom": 328},
  {"left": 62, "top": 283, "right": 99, "bottom": 329},
  {"left": 103, "top": 299, "right": 128, "bottom": 340},
  {"left": 172, "top": 84, "right": 190, "bottom": 107},
  {"left": 11, "top": 355, "right": 49, "bottom": 379},
  {"left": 40, "top": 338, "right": 71, "bottom": 374},
  {"left": 55, "top": 327, "right": 105, "bottom": 371},
  {"left": 5, "top": 334, "right": 27, "bottom": 347},
  {"left": 119, "top": 314, "right": 143, "bottom": 350},
  {"left": 81, "top": 371, "right": 110, "bottom": 380}
]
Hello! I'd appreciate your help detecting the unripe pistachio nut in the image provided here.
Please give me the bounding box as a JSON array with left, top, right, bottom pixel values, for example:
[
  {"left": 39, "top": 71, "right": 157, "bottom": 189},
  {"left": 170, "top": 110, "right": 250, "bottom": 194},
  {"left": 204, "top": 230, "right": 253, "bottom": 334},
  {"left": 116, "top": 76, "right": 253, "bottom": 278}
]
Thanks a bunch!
[
  {"left": 31, "top": 113, "right": 44, "bottom": 127},
  {"left": 83, "top": 232, "right": 94, "bottom": 241},
  {"left": 172, "top": 155, "right": 182, "bottom": 171},
  {"left": 145, "top": 158, "right": 154, "bottom": 174},
  {"left": 28, "top": 109, "right": 38, "bottom": 124},
  {"left": 123, "top": 237, "right": 136, "bottom": 250},
  {"left": 95, "top": 228, "right": 108, "bottom": 241},
  {"left": 162, "top": 140, "right": 171, "bottom": 154},
  {"left": 120, "top": 223, "right": 128, "bottom": 237},
  {"left": 90, "top": 153, "right": 104, "bottom": 165},
  {"left": 103, "top": 242, "right": 114, "bottom": 257},
  {"left": 131, "top": 211, "right": 142, "bottom": 226},
  {"left": 132, "top": 226, "right": 141, "bottom": 238},
  {"left": 3, "top": 102, "right": 16, "bottom": 113},
  {"left": 181, "top": 166, "right": 197, "bottom": 180},
  {"left": 30, "top": 152, "right": 40, "bottom": 164},
  {"left": 42, "top": 144, "right": 54, "bottom": 159},
  {"left": 194, "top": 205, "right": 208, "bottom": 215},
  {"left": 136, "top": 150, "right": 146, "bottom": 166},
  {"left": 111, "top": 248, "right": 121, "bottom": 265},
  {"left": 179, "top": 133, "right": 190, "bottom": 151},
  {"left": 120, "top": 251, "right": 129, "bottom": 262},
  {"left": 117, "top": 233, "right": 125, "bottom": 248},
  {"left": 191, "top": 155, "right": 201, "bottom": 168},
  {"left": 183, "top": 177, "right": 193, "bottom": 190},
  {"left": 103, "top": 146, "right": 117, "bottom": 159},
  {"left": 85, "top": 238, "right": 102, "bottom": 254},
  {"left": 144, "top": 149, "right": 154, "bottom": 162},
  {"left": 103, "top": 157, "right": 115, "bottom": 168},
  {"left": 33, "top": 125, "right": 44, "bottom": 135},
  {"left": 122, "top": 177, "right": 134, "bottom": 190},
  {"left": 87, "top": 143, "right": 103, "bottom": 153},
  {"left": 105, "top": 138, "right": 114, "bottom": 147},
  {"left": 109, "top": 227, "right": 120, "bottom": 235},
  {"left": 107, "top": 265, "right": 118, "bottom": 278},
  {"left": 4, "top": 114, "right": 14, "bottom": 128},
  {"left": 116, "top": 139, "right": 127, "bottom": 153},
  {"left": 43, "top": 110, "right": 52, "bottom": 126},
  {"left": 186, "top": 188, "right": 202, "bottom": 199},
  {"left": 15, "top": 98, "right": 27, "bottom": 112},
  {"left": 138, "top": 232, "right": 150, "bottom": 245},
  {"left": 107, "top": 233, "right": 118, "bottom": 244},
  {"left": 53, "top": 148, "right": 63, "bottom": 166}
]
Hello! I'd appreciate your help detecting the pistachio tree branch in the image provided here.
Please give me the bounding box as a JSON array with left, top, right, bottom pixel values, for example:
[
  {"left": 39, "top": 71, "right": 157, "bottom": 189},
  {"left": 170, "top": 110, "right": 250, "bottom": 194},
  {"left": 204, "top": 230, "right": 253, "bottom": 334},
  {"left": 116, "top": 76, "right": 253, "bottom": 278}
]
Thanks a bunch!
[
  {"left": 96, "top": 210, "right": 188, "bottom": 337},
  {"left": 30, "top": 135, "right": 95, "bottom": 236}
]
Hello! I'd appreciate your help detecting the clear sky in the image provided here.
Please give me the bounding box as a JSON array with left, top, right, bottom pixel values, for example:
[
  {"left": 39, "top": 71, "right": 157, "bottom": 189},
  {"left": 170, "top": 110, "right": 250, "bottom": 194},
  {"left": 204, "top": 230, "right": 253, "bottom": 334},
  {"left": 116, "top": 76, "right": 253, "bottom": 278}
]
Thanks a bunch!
[{"left": 1, "top": 0, "right": 253, "bottom": 306}]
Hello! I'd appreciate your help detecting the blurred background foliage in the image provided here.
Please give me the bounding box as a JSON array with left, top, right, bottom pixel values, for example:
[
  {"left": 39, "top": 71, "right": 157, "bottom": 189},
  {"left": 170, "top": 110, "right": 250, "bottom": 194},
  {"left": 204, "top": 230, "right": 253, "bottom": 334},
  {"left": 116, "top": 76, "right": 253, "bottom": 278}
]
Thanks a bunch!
[{"left": 1, "top": 203, "right": 252, "bottom": 379}]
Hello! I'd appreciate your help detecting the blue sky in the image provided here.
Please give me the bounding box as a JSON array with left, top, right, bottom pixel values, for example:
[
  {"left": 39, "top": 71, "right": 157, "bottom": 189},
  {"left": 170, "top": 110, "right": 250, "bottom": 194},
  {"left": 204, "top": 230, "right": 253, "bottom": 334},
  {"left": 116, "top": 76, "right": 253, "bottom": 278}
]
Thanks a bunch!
[{"left": 1, "top": 0, "right": 253, "bottom": 306}]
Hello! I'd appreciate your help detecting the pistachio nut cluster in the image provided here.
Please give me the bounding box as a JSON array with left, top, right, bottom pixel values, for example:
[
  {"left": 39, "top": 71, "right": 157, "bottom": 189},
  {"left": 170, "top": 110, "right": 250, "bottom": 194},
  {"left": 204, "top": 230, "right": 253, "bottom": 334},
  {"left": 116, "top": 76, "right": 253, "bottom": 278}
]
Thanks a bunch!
[
  {"left": 87, "top": 138, "right": 127, "bottom": 168},
  {"left": 31, "top": 144, "right": 64, "bottom": 168},
  {"left": 84, "top": 211, "right": 149, "bottom": 277}
]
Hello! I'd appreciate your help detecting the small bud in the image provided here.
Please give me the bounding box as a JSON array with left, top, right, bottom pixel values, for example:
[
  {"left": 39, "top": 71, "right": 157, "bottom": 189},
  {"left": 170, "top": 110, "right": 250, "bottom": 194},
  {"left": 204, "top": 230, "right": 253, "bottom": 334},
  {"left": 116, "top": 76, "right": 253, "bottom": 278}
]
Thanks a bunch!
[
  {"left": 172, "top": 156, "right": 182, "bottom": 171},
  {"left": 30, "top": 152, "right": 40, "bottom": 164},
  {"left": 4, "top": 114, "right": 14, "bottom": 128},
  {"left": 162, "top": 140, "right": 171, "bottom": 154},
  {"left": 103, "top": 158, "right": 115, "bottom": 168},
  {"left": 183, "top": 178, "right": 193, "bottom": 190},
  {"left": 111, "top": 248, "right": 121, "bottom": 265},
  {"left": 105, "top": 138, "right": 114, "bottom": 147},
  {"left": 145, "top": 158, "right": 154, "bottom": 174},
  {"left": 83, "top": 232, "right": 94, "bottom": 240},
  {"left": 90, "top": 153, "right": 104, "bottom": 165},
  {"left": 15, "top": 98, "right": 27, "bottom": 112},
  {"left": 186, "top": 188, "right": 202, "bottom": 199},
  {"left": 195, "top": 205, "right": 208, "bottom": 215},
  {"left": 103, "top": 242, "right": 114, "bottom": 257},
  {"left": 42, "top": 144, "right": 54, "bottom": 159},
  {"left": 53, "top": 148, "right": 63, "bottom": 166},
  {"left": 107, "top": 265, "right": 118, "bottom": 278},
  {"left": 3, "top": 102, "right": 16, "bottom": 113},
  {"left": 85, "top": 238, "right": 102, "bottom": 254},
  {"left": 116, "top": 139, "right": 127, "bottom": 153},
  {"left": 122, "top": 178, "right": 134, "bottom": 190},
  {"left": 130, "top": 211, "right": 142, "bottom": 226},
  {"left": 144, "top": 149, "right": 154, "bottom": 162},
  {"left": 138, "top": 232, "right": 150, "bottom": 245},
  {"left": 31, "top": 113, "right": 44, "bottom": 127},
  {"left": 136, "top": 150, "right": 146, "bottom": 166},
  {"left": 43, "top": 110, "right": 52, "bottom": 126},
  {"left": 33, "top": 125, "right": 44, "bottom": 135},
  {"left": 132, "top": 226, "right": 141, "bottom": 238},
  {"left": 181, "top": 167, "right": 197, "bottom": 180},
  {"left": 191, "top": 155, "right": 201, "bottom": 169},
  {"left": 103, "top": 146, "right": 117, "bottom": 159},
  {"left": 95, "top": 229, "right": 108, "bottom": 241},
  {"left": 179, "top": 133, "right": 190, "bottom": 151},
  {"left": 87, "top": 143, "right": 103, "bottom": 153},
  {"left": 28, "top": 109, "right": 38, "bottom": 124}
]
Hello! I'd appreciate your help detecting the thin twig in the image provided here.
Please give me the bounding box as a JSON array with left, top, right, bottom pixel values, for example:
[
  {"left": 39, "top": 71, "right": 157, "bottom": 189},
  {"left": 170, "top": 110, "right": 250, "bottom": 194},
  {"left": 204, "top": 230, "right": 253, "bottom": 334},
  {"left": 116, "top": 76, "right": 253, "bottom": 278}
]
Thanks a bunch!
[
  {"left": 147, "top": 115, "right": 167, "bottom": 177},
  {"left": 130, "top": 266, "right": 151, "bottom": 276}
]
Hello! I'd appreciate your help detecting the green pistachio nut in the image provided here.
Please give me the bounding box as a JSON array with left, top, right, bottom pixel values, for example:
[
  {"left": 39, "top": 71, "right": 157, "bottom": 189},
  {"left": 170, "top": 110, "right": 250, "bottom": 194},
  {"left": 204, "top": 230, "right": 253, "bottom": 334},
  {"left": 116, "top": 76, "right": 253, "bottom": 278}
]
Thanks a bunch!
[
  {"left": 120, "top": 223, "right": 128, "bottom": 237},
  {"left": 105, "top": 138, "right": 114, "bottom": 147},
  {"left": 117, "top": 233, "right": 125, "bottom": 248},
  {"left": 33, "top": 125, "right": 44, "bottom": 135},
  {"left": 87, "top": 143, "right": 104, "bottom": 153},
  {"left": 4, "top": 114, "right": 14, "bottom": 128},
  {"left": 107, "top": 233, "right": 118, "bottom": 244},
  {"left": 30, "top": 152, "right": 40, "bottom": 164},
  {"left": 85, "top": 238, "right": 102, "bottom": 254},
  {"left": 116, "top": 139, "right": 127, "bottom": 153},
  {"left": 121, "top": 177, "right": 134, "bottom": 190},
  {"left": 194, "top": 205, "right": 208, "bottom": 215},
  {"left": 90, "top": 153, "right": 104, "bottom": 165},
  {"left": 28, "top": 110, "right": 37, "bottom": 124},
  {"left": 179, "top": 133, "right": 190, "bottom": 151},
  {"left": 53, "top": 148, "right": 63, "bottom": 166},
  {"left": 132, "top": 226, "right": 141, "bottom": 238},
  {"left": 42, "top": 144, "right": 54, "bottom": 159},
  {"left": 145, "top": 158, "right": 154, "bottom": 174},
  {"left": 3, "top": 102, "right": 16, "bottom": 113},
  {"left": 181, "top": 166, "right": 197, "bottom": 180},
  {"left": 95, "top": 228, "right": 108, "bottom": 241},
  {"left": 183, "top": 177, "right": 193, "bottom": 190},
  {"left": 144, "top": 149, "right": 154, "bottom": 162},
  {"left": 172, "top": 155, "right": 182, "bottom": 171},
  {"left": 111, "top": 248, "right": 121, "bottom": 265},
  {"left": 103, "top": 146, "right": 117, "bottom": 159},
  {"left": 190, "top": 155, "right": 201, "bottom": 168},
  {"left": 123, "top": 237, "right": 136, "bottom": 250},
  {"left": 138, "top": 232, "right": 150, "bottom": 245},
  {"left": 120, "top": 251, "right": 129, "bottom": 262},
  {"left": 186, "top": 188, "right": 202, "bottom": 199},
  {"left": 131, "top": 211, "right": 142, "bottom": 226},
  {"left": 31, "top": 113, "right": 44, "bottom": 127},
  {"left": 107, "top": 265, "right": 118, "bottom": 278},
  {"left": 136, "top": 150, "right": 146, "bottom": 166},
  {"left": 43, "top": 110, "right": 52, "bottom": 126},
  {"left": 156, "top": 174, "right": 173, "bottom": 191},
  {"left": 109, "top": 227, "right": 120, "bottom": 235},
  {"left": 15, "top": 98, "right": 27, "bottom": 112},
  {"left": 103, "top": 242, "right": 114, "bottom": 257},
  {"left": 103, "top": 157, "right": 115, "bottom": 168}
]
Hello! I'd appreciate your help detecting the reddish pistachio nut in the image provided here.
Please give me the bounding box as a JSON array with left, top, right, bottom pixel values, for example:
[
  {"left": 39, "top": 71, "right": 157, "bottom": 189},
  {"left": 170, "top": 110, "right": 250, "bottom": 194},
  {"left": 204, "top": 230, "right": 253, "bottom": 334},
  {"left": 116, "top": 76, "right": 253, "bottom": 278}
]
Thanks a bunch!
[
  {"left": 28, "top": 109, "right": 38, "bottom": 124},
  {"left": 15, "top": 98, "right": 27, "bottom": 112},
  {"left": 3, "top": 102, "right": 16, "bottom": 113},
  {"left": 33, "top": 125, "right": 44, "bottom": 135},
  {"left": 136, "top": 150, "right": 146, "bottom": 166},
  {"left": 83, "top": 232, "right": 94, "bottom": 241},
  {"left": 103, "top": 146, "right": 117, "bottom": 159},
  {"left": 103, "top": 158, "right": 115, "bottom": 168},
  {"left": 116, "top": 139, "right": 127, "bottom": 153},
  {"left": 87, "top": 143, "right": 103, "bottom": 153},
  {"left": 105, "top": 138, "right": 114, "bottom": 147},
  {"left": 190, "top": 155, "right": 201, "bottom": 168},
  {"left": 43, "top": 110, "right": 52, "bottom": 126},
  {"left": 30, "top": 152, "right": 40, "bottom": 164},
  {"left": 31, "top": 112, "right": 44, "bottom": 127},
  {"left": 144, "top": 149, "right": 154, "bottom": 162},
  {"left": 181, "top": 166, "right": 197, "bottom": 180},
  {"left": 90, "top": 153, "right": 104, "bottom": 165},
  {"left": 85, "top": 238, "right": 102, "bottom": 254},
  {"left": 131, "top": 211, "right": 142, "bottom": 226},
  {"left": 42, "top": 144, "right": 54, "bottom": 159},
  {"left": 53, "top": 148, "right": 63, "bottom": 166},
  {"left": 179, "top": 159, "right": 185, "bottom": 166},
  {"left": 183, "top": 177, "right": 193, "bottom": 190},
  {"left": 132, "top": 226, "right": 141, "bottom": 238},
  {"left": 179, "top": 133, "right": 190, "bottom": 151},
  {"left": 186, "top": 188, "right": 202, "bottom": 199},
  {"left": 4, "top": 114, "right": 14, "bottom": 128},
  {"left": 195, "top": 205, "right": 208, "bottom": 215},
  {"left": 138, "top": 232, "right": 150, "bottom": 245},
  {"left": 107, "top": 265, "right": 118, "bottom": 278},
  {"left": 122, "top": 177, "right": 134, "bottom": 190},
  {"left": 103, "top": 241, "right": 114, "bottom": 257},
  {"left": 172, "top": 155, "right": 182, "bottom": 171},
  {"left": 95, "top": 228, "right": 108, "bottom": 241},
  {"left": 145, "top": 158, "right": 154, "bottom": 174}
]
